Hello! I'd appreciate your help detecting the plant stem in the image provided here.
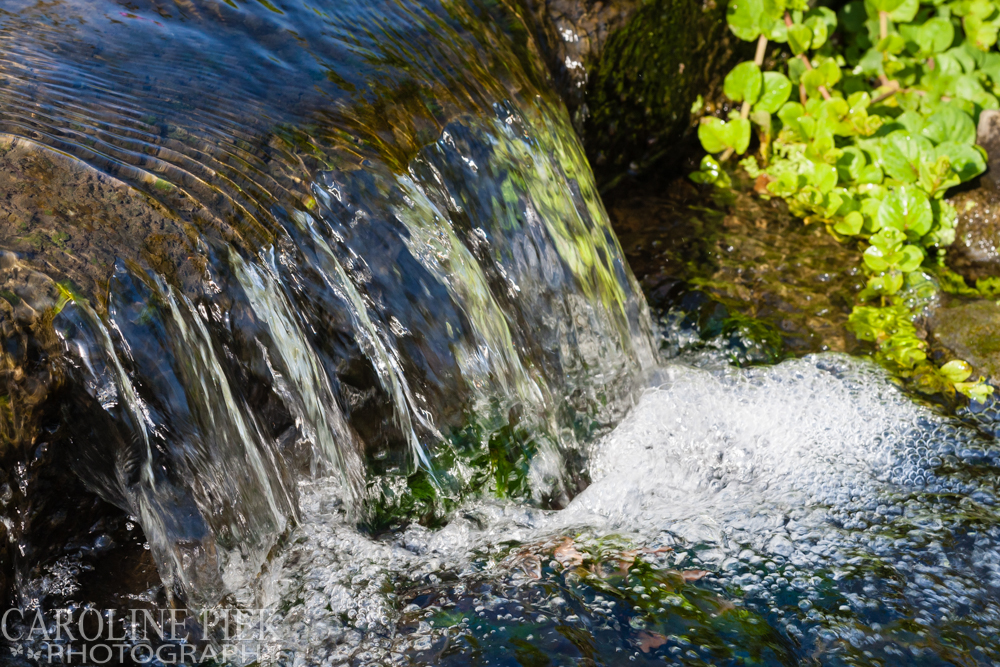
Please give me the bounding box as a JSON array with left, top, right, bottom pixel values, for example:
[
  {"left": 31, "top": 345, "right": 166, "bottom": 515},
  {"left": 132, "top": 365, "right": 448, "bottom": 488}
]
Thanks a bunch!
[
  {"left": 871, "top": 85, "right": 948, "bottom": 105},
  {"left": 875, "top": 10, "right": 893, "bottom": 86},
  {"left": 739, "top": 35, "right": 770, "bottom": 120},
  {"left": 754, "top": 33, "right": 768, "bottom": 66},
  {"left": 784, "top": 12, "right": 831, "bottom": 101},
  {"left": 871, "top": 80, "right": 900, "bottom": 104}
]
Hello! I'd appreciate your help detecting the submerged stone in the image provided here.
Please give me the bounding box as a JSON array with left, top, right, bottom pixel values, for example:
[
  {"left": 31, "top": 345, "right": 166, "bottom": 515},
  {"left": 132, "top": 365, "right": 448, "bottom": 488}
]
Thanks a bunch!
[
  {"left": 606, "top": 170, "right": 865, "bottom": 357},
  {"left": 927, "top": 297, "right": 1000, "bottom": 382}
]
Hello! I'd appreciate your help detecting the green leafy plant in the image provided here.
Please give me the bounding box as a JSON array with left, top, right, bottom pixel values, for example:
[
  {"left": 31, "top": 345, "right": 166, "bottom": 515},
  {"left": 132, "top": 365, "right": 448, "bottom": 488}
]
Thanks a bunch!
[{"left": 694, "top": 0, "right": 1000, "bottom": 401}]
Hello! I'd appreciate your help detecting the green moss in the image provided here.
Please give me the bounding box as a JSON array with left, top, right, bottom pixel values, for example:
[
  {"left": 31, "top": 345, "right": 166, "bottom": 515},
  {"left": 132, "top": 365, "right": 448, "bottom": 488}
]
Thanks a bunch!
[
  {"left": 584, "top": 0, "right": 749, "bottom": 186},
  {"left": 50, "top": 230, "right": 69, "bottom": 248},
  {"left": 361, "top": 411, "right": 543, "bottom": 532}
]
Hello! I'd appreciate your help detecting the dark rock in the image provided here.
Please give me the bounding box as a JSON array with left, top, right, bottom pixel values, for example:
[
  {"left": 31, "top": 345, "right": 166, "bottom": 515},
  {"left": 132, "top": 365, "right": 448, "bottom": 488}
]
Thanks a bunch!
[
  {"left": 978, "top": 109, "right": 1000, "bottom": 177},
  {"left": 521, "top": 0, "right": 642, "bottom": 119},
  {"left": 523, "top": 0, "right": 748, "bottom": 186},
  {"left": 581, "top": 0, "right": 749, "bottom": 185},
  {"left": 926, "top": 297, "right": 1000, "bottom": 381},
  {"left": 946, "top": 114, "right": 1000, "bottom": 280}
]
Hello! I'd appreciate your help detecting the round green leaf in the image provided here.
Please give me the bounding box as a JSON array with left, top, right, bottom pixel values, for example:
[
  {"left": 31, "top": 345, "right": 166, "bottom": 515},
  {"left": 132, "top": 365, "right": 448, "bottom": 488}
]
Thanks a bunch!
[
  {"left": 888, "top": 0, "right": 919, "bottom": 22},
  {"left": 813, "top": 162, "right": 839, "bottom": 193},
  {"left": 834, "top": 210, "right": 865, "bottom": 235},
  {"left": 698, "top": 117, "right": 730, "bottom": 153},
  {"left": 966, "top": 15, "right": 1000, "bottom": 51},
  {"left": 805, "top": 16, "right": 829, "bottom": 49},
  {"left": 857, "top": 47, "right": 885, "bottom": 76},
  {"left": 895, "top": 111, "right": 926, "bottom": 136},
  {"left": 858, "top": 163, "right": 884, "bottom": 184},
  {"left": 727, "top": 0, "right": 765, "bottom": 40},
  {"left": 761, "top": 0, "right": 787, "bottom": 21},
  {"left": 940, "top": 359, "right": 973, "bottom": 383},
  {"left": 866, "top": 272, "right": 905, "bottom": 295},
  {"left": 867, "top": 0, "right": 904, "bottom": 16},
  {"left": 730, "top": 117, "right": 752, "bottom": 154},
  {"left": 837, "top": 146, "right": 867, "bottom": 182},
  {"left": 788, "top": 23, "right": 813, "bottom": 55},
  {"left": 879, "top": 132, "right": 934, "bottom": 183},
  {"left": 754, "top": 72, "right": 792, "bottom": 114},
  {"left": 863, "top": 245, "right": 891, "bottom": 271},
  {"left": 876, "top": 33, "right": 907, "bottom": 54},
  {"left": 777, "top": 101, "right": 805, "bottom": 127},
  {"left": 917, "top": 16, "right": 955, "bottom": 54},
  {"left": 725, "top": 61, "right": 764, "bottom": 104},
  {"left": 764, "top": 18, "right": 789, "bottom": 42},
  {"left": 936, "top": 142, "right": 987, "bottom": 181},
  {"left": 921, "top": 106, "right": 976, "bottom": 145},
  {"left": 787, "top": 56, "right": 808, "bottom": 83},
  {"left": 811, "top": 6, "right": 839, "bottom": 33},
  {"left": 876, "top": 186, "right": 934, "bottom": 238},
  {"left": 957, "top": 381, "right": 994, "bottom": 403},
  {"left": 871, "top": 226, "right": 906, "bottom": 252},
  {"left": 896, "top": 244, "right": 925, "bottom": 272}
]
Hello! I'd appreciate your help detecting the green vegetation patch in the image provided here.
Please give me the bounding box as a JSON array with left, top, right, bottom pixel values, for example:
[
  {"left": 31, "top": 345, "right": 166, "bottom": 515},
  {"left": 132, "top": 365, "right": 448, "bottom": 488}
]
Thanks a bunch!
[{"left": 692, "top": 0, "right": 1000, "bottom": 401}]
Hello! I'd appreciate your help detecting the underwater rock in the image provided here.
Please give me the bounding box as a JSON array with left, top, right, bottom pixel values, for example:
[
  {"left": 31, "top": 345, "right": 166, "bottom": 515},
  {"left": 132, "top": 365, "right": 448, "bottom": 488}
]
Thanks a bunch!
[
  {"left": 927, "top": 297, "right": 1000, "bottom": 382},
  {"left": 0, "top": 134, "right": 204, "bottom": 298},
  {"left": 606, "top": 170, "right": 864, "bottom": 356}
]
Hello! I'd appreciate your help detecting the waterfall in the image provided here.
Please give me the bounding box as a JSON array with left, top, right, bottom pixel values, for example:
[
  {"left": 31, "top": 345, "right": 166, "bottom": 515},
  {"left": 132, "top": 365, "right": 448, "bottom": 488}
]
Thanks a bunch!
[{"left": 0, "top": 99, "right": 655, "bottom": 612}]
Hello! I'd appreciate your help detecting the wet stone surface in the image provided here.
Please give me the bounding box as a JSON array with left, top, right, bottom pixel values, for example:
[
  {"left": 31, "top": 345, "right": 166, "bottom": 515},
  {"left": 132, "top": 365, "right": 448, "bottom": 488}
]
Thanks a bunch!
[
  {"left": 523, "top": 0, "right": 641, "bottom": 120},
  {"left": 0, "top": 134, "right": 202, "bottom": 301},
  {"left": 927, "top": 297, "right": 1000, "bottom": 381},
  {"left": 605, "top": 171, "right": 865, "bottom": 358},
  {"left": 947, "top": 176, "right": 1000, "bottom": 281}
]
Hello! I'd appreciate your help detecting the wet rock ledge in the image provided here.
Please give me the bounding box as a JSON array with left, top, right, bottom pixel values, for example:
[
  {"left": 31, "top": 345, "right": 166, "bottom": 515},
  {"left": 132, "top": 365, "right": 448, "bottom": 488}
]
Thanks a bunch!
[{"left": 524, "top": 0, "right": 750, "bottom": 186}]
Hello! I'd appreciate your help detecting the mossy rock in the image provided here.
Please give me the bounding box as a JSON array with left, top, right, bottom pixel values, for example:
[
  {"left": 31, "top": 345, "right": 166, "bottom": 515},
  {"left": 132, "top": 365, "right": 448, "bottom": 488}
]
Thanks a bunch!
[
  {"left": 581, "top": 0, "right": 749, "bottom": 186},
  {"left": 522, "top": 0, "right": 747, "bottom": 186},
  {"left": 927, "top": 297, "right": 1000, "bottom": 382},
  {"left": 947, "top": 177, "right": 1000, "bottom": 282},
  {"left": 520, "top": 0, "right": 643, "bottom": 120}
]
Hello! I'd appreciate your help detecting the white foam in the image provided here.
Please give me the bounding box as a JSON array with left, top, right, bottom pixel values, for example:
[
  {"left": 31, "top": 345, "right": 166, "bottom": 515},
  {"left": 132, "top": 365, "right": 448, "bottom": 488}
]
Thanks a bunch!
[
  {"left": 258, "top": 353, "right": 1000, "bottom": 664},
  {"left": 569, "top": 355, "right": 938, "bottom": 548}
]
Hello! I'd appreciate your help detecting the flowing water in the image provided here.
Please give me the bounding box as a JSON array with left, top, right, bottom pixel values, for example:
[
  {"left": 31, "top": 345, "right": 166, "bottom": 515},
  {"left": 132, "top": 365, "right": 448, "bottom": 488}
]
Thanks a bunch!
[{"left": 0, "top": 1, "right": 999, "bottom": 666}]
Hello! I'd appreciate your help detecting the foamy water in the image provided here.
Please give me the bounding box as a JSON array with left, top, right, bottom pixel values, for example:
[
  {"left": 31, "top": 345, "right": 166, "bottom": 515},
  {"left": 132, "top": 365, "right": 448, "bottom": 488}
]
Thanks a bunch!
[{"left": 257, "top": 353, "right": 1000, "bottom": 665}]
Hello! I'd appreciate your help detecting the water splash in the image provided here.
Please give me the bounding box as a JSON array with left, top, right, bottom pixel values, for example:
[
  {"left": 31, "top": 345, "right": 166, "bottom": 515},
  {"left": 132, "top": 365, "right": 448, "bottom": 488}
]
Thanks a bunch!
[{"left": 252, "top": 354, "right": 1000, "bottom": 665}]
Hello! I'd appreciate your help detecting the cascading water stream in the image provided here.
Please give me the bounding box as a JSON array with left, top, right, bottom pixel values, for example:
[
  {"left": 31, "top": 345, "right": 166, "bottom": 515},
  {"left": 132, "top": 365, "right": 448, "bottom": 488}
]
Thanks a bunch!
[{"left": 0, "top": 0, "right": 656, "bottom": 641}]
